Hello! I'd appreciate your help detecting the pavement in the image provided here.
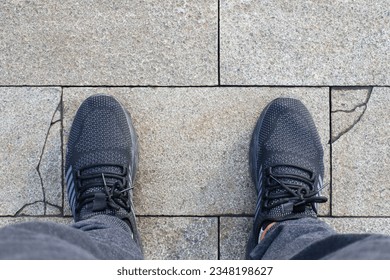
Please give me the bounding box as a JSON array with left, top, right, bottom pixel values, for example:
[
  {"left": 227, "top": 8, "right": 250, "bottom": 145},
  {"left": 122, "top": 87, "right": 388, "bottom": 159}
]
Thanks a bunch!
[{"left": 0, "top": 0, "right": 389, "bottom": 260}]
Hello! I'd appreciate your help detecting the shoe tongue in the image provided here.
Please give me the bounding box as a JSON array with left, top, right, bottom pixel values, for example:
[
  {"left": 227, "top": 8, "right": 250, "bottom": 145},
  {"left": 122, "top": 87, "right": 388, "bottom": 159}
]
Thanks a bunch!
[
  {"left": 81, "top": 165, "right": 123, "bottom": 187},
  {"left": 80, "top": 165, "right": 124, "bottom": 204},
  {"left": 81, "top": 165, "right": 123, "bottom": 176},
  {"left": 272, "top": 165, "right": 312, "bottom": 189},
  {"left": 268, "top": 165, "right": 315, "bottom": 216},
  {"left": 79, "top": 166, "right": 125, "bottom": 218}
]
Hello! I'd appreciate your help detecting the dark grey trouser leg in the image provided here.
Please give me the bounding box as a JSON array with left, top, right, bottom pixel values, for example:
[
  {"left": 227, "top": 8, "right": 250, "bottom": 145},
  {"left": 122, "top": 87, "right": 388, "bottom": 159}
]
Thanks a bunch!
[
  {"left": 293, "top": 234, "right": 390, "bottom": 260},
  {"left": 0, "top": 215, "right": 143, "bottom": 260},
  {"left": 249, "top": 217, "right": 390, "bottom": 260},
  {"left": 249, "top": 217, "right": 336, "bottom": 259}
]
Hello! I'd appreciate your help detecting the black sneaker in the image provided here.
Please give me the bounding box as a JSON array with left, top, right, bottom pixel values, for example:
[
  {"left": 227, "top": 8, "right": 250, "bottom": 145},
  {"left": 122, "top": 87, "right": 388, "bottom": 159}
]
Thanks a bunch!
[
  {"left": 246, "top": 98, "right": 327, "bottom": 258},
  {"left": 65, "top": 94, "right": 141, "bottom": 248}
]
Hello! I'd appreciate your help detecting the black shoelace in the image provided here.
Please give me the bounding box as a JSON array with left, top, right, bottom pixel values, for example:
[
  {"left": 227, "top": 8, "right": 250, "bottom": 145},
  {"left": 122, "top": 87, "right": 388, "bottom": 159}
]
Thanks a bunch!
[
  {"left": 263, "top": 165, "right": 327, "bottom": 213},
  {"left": 75, "top": 164, "right": 132, "bottom": 213}
]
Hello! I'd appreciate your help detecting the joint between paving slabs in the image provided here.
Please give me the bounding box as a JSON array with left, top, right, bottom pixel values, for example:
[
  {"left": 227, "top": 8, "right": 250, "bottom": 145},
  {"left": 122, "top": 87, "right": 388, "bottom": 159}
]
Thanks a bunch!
[{"left": 330, "top": 87, "right": 373, "bottom": 144}]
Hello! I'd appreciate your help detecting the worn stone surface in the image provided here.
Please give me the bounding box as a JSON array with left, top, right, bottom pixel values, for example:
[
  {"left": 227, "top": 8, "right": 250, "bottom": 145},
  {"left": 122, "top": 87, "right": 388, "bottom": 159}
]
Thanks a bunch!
[
  {"left": 220, "top": 217, "right": 252, "bottom": 260},
  {"left": 0, "top": 0, "right": 217, "bottom": 86},
  {"left": 39, "top": 115, "right": 63, "bottom": 216},
  {"left": 332, "top": 87, "right": 390, "bottom": 216},
  {"left": 332, "top": 88, "right": 369, "bottom": 111},
  {"left": 138, "top": 217, "right": 218, "bottom": 260},
  {"left": 63, "top": 87, "right": 330, "bottom": 216},
  {"left": 0, "top": 217, "right": 72, "bottom": 228},
  {"left": 322, "top": 218, "right": 390, "bottom": 235},
  {"left": 331, "top": 88, "right": 371, "bottom": 143},
  {"left": 0, "top": 88, "right": 62, "bottom": 216},
  {"left": 220, "top": 0, "right": 390, "bottom": 85}
]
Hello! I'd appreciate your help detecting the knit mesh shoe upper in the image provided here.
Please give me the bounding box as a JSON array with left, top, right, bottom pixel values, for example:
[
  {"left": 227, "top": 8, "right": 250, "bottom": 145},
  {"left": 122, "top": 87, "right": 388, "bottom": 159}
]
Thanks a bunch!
[
  {"left": 247, "top": 98, "right": 327, "bottom": 258},
  {"left": 65, "top": 94, "right": 140, "bottom": 246}
]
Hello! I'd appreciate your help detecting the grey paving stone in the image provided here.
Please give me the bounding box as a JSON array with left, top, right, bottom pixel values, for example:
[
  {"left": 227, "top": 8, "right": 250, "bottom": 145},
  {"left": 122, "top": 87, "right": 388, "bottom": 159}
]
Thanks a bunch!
[
  {"left": 322, "top": 218, "right": 390, "bottom": 236},
  {"left": 0, "top": 87, "right": 62, "bottom": 216},
  {"left": 221, "top": 0, "right": 390, "bottom": 85},
  {"left": 0, "top": 0, "right": 217, "bottom": 86},
  {"left": 220, "top": 217, "right": 252, "bottom": 260},
  {"left": 138, "top": 217, "right": 218, "bottom": 260},
  {"left": 40, "top": 117, "right": 63, "bottom": 215},
  {"left": 331, "top": 88, "right": 371, "bottom": 143},
  {"left": 0, "top": 217, "right": 72, "bottom": 228},
  {"left": 63, "top": 87, "right": 330, "bottom": 216},
  {"left": 332, "top": 88, "right": 369, "bottom": 111},
  {"left": 332, "top": 87, "right": 390, "bottom": 216}
]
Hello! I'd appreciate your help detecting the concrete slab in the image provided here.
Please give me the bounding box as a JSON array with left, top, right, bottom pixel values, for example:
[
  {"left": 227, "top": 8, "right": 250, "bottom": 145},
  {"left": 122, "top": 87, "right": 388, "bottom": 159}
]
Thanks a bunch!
[
  {"left": 332, "top": 88, "right": 369, "bottom": 111},
  {"left": 220, "top": 0, "right": 390, "bottom": 85},
  {"left": 332, "top": 87, "right": 390, "bottom": 216},
  {"left": 331, "top": 87, "right": 371, "bottom": 143},
  {"left": 63, "top": 87, "right": 330, "bottom": 216},
  {"left": 220, "top": 217, "right": 252, "bottom": 260},
  {"left": 138, "top": 217, "right": 218, "bottom": 260},
  {"left": 0, "top": 217, "right": 72, "bottom": 227},
  {"left": 322, "top": 218, "right": 390, "bottom": 235},
  {"left": 0, "top": 0, "right": 217, "bottom": 86},
  {"left": 0, "top": 87, "right": 62, "bottom": 216}
]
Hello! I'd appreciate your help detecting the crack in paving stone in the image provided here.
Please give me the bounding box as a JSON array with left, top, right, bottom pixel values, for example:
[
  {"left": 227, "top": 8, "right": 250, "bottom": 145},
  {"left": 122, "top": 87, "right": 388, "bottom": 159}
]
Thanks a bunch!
[
  {"left": 331, "top": 87, "right": 373, "bottom": 144},
  {"left": 331, "top": 86, "right": 372, "bottom": 113},
  {"left": 13, "top": 201, "right": 62, "bottom": 217},
  {"left": 331, "top": 101, "right": 368, "bottom": 114},
  {"left": 36, "top": 100, "right": 63, "bottom": 215},
  {"left": 50, "top": 119, "right": 61, "bottom": 126}
]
